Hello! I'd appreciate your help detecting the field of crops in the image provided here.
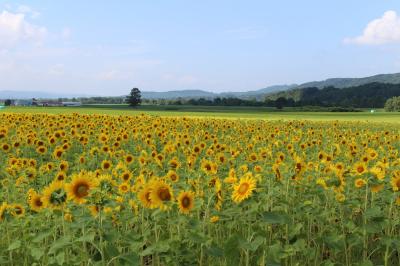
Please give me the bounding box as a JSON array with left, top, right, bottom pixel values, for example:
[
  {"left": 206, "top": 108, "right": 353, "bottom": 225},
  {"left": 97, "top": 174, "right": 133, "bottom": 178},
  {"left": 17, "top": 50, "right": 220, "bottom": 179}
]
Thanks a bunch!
[{"left": 0, "top": 112, "right": 399, "bottom": 265}]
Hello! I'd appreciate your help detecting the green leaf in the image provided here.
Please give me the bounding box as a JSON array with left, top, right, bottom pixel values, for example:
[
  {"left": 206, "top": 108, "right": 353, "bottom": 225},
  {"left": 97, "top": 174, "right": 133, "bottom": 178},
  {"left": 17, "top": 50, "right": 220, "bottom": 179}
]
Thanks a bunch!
[
  {"left": 119, "top": 253, "right": 140, "bottom": 266},
  {"left": 261, "top": 211, "right": 290, "bottom": 224},
  {"left": 31, "top": 247, "right": 45, "bottom": 261},
  {"left": 355, "top": 260, "right": 373, "bottom": 266},
  {"left": 206, "top": 244, "right": 224, "bottom": 257},
  {"left": 154, "top": 241, "right": 170, "bottom": 253},
  {"left": 267, "top": 243, "right": 283, "bottom": 263},
  {"left": 48, "top": 236, "right": 71, "bottom": 254},
  {"left": 140, "top": 246, "right": 154, "bottom": 256},
  {"left": 8, "top": 240, "right": 21, "bottom": 251},
  {"left": 32, "top": 231, "right": 52, "bottom": 243},
  {"left": 104, "top": 244, "right": 119, "bottom": 259},
  {"left": 240, "top": 236, "right": 264, "bottom": 251},
  {"left": 224, "top": 234, "right": 241, "bottom": 265},
  {"left": 365, "top": 207, "right": 382, "bottom": 219},
  {"left": 55, "top": 252, "right": 65, "bottom": 265},
  {"left": 75, "top": 232, "right": 96, "bottom": 243},
  {"left": 188, "top": 231, "right": 208, "bottom": 244},
  {"left": 322, "top": 234, "right": 344, "bottom": 251}
]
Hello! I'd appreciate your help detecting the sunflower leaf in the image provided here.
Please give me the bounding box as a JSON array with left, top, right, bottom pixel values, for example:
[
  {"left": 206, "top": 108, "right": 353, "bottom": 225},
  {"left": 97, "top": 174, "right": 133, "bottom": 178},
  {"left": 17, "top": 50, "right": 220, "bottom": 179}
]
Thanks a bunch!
[
  {"left": 7, "top": 240, "right": 21, "bottom": 251},
  {"left": 30, "top": 247, "right": 45, "bottom": 260},
  {"left": 261, "top": 211, "right": 290, "bottom": 224},
  {"left": 48, "top": 236, "right": 71, "bottom": 254}
]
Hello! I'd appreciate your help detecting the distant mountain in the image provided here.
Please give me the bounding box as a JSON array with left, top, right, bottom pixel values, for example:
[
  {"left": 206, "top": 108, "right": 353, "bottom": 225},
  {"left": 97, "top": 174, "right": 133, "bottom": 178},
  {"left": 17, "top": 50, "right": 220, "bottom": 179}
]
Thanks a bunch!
[
  {"left": 141, "top": 90, "right": 215, "bottom": 100},
  {"left": 296, "top": 73, "right": 400, "bottom": 89},
  {"left": 2, "top": 73, "right": 400, "bottom": 101},
  {"left": 0, "top": 90, "right": 93, "bottom": 99},
  {"left": 141, "top": 85, "right": 296, "bottom": 100}
]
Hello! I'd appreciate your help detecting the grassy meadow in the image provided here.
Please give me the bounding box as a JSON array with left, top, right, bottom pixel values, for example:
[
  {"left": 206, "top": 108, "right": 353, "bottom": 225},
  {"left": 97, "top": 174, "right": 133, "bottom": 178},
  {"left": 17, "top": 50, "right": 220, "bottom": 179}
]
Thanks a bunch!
[{"left": 2, "top": 104, "right": 400, "bottom": 122}]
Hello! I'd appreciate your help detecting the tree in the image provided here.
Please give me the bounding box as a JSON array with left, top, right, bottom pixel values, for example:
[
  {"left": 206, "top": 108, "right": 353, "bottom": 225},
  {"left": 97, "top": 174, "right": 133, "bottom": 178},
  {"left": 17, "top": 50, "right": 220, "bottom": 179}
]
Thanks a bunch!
[
  {"left": 4, "top": 99, "right": 12, "bottom": 106},
  {"left": 384, "top": 96, "right": 400, "bottom": 112},
  {"left": 275, "top": 97, "right": 287, "bottom": 110},
  {"left": 126, "top": 88, "right": 142, "bottom": 107}
]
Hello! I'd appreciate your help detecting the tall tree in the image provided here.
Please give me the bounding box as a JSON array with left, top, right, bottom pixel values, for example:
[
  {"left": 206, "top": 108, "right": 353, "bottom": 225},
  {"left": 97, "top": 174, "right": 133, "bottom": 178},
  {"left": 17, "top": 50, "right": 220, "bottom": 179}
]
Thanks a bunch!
[{"left": 126, "top": 88, "right": 142, "bottom": 107}]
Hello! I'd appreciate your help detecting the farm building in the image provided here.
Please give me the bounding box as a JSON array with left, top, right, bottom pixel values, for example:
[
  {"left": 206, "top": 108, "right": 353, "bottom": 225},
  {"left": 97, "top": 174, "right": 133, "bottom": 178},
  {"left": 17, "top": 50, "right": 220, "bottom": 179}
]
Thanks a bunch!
[{"left": 62, "top": 102, "right": 82, "bottom": 106}]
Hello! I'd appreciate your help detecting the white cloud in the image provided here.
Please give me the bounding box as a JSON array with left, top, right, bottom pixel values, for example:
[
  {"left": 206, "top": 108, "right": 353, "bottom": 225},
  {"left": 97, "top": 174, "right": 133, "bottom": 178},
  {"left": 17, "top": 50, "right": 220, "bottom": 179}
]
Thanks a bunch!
[
  {"left": 344, "top": 10, "right": 400, "bottom": 45},
  {"left": 0, "top": 10, "right": 47, "bottom": 49},
  {"left": 16, "top": 5, "right": 40, "bottom": 19}
]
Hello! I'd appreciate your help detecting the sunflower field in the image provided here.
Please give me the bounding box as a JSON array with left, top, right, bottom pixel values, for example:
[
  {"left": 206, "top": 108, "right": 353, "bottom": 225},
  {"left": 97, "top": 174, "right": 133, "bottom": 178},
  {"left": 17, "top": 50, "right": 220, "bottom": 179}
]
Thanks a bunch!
[{"left": 0, "top": 113, "right": 399, "bottom": 266}]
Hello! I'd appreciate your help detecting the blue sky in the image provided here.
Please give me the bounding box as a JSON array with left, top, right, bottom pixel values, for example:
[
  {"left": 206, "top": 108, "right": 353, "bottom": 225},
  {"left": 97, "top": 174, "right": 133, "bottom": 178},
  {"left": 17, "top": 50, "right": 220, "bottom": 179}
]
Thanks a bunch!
[{"left": 0, "top": 0, "right": 400, "bottom": 95}]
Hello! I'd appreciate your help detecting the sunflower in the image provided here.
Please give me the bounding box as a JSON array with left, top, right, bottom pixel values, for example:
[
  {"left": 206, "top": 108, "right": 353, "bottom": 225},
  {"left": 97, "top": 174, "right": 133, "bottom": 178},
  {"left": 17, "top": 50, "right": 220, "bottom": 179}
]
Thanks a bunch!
[
  {"left": 59, "top": 161, "right": 69, "bottom": 172},
  {"left": 232, "top": 174, "right": 256, "bottom": 203},
  {"left": 66, "top": 172, "right": 98, "bottom": 204},
  {"left": 36, "top": 146, "right": 47, "bottom": 154},
  {"left": 335, "top": 193, "right": 345, "bottom": 203},
  {"left": 88, "top": 205, "right": 100, "bottom": 217},
  {"left": 201, "top": 160, "right": 217, "bottom": 175},
  {"left": 28, "top": 191, "right": 44, "bottom": 212},
  {"left": 118, "top": 182, "right": 130, "bottom": 194},
  {"left": 1, "top": 143, "right": 11, "bottom": 152},
  {"left": 163, "top": 171, "right": 177, "bottom": 183},
  {"left": 149, "top": 180, "right": 173, "bottom": 209},
  {"left": 0, "top": 202, "right": 9, "bottom": 221},
  {"left": 101, "top": 160, "right": 112, "bottom": 171},
  {"left": 168, "top": 158, "right": 181, "bottom": 169},
  {"left": 370, "top": 163, "right": 386, "bottom": 180},
  {"left": 215, "top": 179, "right": 223, "bottom": 210},
  {"left": 120, "top": 171, "right": 132, "bottom": 182},
  {"left": 353, "top": 162, "right": 367, "bottom": 176},
  {"left": 125, "top": 154, "right": 134, "bottom": 164},
  {"left": 210, "top": 215, "right": 220, "bottom": 223},
  {"left": 354, "top": 178, "right": 367, "bottom": 188},
  {"left": 54, "top": 171, "right": 67, "bottom": 182},
  {"left": 10, "top": 204, "right": 25, "bottom": 217},
  {"left": 391, "top": 176, "right": 400, "bottom": 192},
  {"left": 42, "top": 182, "right": 67, "bottom": 210},
  {"left": 272, "top": 163, "right": 282, "bottom": 181},
  {"left": 138, "top": 184, "right": 153, "bottom": 209},
  {"left": 371, "top": 184, "right": 384, "bottom": 193},
  {"left": 53, "top": 148, "right": 64, "bottom": 159},
  {"left": 177, "top": 191, "right": 195, "bottom": 214}
]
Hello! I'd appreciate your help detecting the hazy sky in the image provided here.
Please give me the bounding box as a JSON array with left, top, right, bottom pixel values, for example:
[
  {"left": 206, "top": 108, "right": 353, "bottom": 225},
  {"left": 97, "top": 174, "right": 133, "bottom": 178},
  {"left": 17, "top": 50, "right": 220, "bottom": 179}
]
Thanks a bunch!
[{"left": 0, "top": 1, "right": 400, "bottom": 96}]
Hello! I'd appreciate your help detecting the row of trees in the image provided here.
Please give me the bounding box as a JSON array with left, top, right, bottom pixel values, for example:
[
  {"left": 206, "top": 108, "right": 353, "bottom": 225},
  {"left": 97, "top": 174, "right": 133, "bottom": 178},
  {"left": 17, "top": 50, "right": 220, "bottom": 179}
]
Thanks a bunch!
[
  {"left": 265, "top": 82, "right": 400, "bottom": 108},
  {"left": 27, "top": 83, "right": 400, "bottom": 110},
  {"left": 124, "top": 83, "right": 400, "bottom": 109}
]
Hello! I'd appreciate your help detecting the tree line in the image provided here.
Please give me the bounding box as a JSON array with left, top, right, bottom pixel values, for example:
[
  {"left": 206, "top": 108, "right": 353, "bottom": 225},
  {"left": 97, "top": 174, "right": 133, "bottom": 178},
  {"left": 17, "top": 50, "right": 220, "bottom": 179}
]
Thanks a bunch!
[{"left": 42, "top": 82, "right": 400, "bottom": 110}]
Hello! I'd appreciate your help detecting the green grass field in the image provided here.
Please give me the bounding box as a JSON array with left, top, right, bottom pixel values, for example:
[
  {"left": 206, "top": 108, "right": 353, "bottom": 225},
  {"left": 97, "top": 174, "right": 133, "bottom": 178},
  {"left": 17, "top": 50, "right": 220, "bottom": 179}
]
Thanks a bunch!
[{"left": 2, "top": 105, "right": 400, "bottom": 123}]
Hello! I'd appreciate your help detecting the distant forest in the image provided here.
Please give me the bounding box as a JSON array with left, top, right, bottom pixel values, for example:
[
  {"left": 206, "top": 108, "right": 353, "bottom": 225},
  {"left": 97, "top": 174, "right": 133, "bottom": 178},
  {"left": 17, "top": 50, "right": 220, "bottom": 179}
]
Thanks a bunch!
[{"left": 61, "top": 82, "right": 400, "bottom": 109}]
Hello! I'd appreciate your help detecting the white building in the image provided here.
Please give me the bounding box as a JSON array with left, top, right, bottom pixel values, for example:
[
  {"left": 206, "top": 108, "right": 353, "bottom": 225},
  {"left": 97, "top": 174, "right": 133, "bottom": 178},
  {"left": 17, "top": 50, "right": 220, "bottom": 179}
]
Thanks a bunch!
[{"left": 62, "top": 102, "right": 82, "bottom": 107}]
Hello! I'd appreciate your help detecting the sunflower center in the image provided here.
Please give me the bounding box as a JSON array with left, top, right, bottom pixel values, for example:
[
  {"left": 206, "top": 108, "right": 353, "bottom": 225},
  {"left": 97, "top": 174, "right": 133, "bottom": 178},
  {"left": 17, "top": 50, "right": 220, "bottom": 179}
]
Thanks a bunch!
[
  {"left": 181, "top": 196, "right": 191, "bottom": 208},
  {"left": 357, "top": 166, "right": 364, "bottom": 173},
  {"left": 145, "top": 192, "right": 152, "bottom": 202},
  {"left": 238, "top": 183, "right": 250, "bottom": 194},
  {"left": 158, "top": 188, "right": 171, "bottom": 201},
  {"left": 15, "top": 207, "right": 23, "bottom": 215},
  {"left": 75, "top": 183, "right": 89, "bottom": 198},
  {"left": 396, "top": 179, "right": 400, "bottom": 189},
  {"left": 35, "top": 198, "right": 43, "bottom": 207}
]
